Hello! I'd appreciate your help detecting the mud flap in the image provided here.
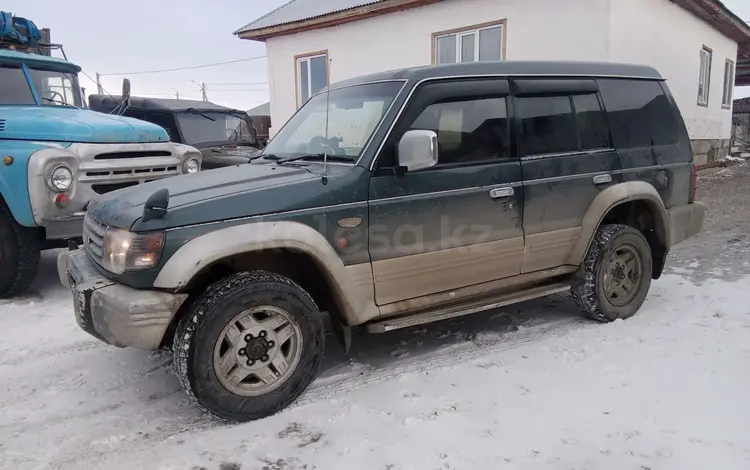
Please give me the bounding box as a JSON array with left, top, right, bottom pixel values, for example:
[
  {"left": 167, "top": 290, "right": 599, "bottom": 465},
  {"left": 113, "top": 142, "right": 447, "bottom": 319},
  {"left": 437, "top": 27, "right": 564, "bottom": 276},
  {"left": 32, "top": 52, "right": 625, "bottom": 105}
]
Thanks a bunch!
[{"left": 329, "top": 312, "right": 351, "bottom": 354}]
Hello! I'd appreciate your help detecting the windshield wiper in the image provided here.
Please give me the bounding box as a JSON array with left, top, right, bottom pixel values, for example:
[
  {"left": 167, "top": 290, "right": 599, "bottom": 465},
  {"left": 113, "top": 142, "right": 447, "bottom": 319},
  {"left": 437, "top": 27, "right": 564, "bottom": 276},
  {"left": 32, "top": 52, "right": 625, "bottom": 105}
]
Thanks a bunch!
[
  {"left": 250, "top": 153, "right": 281, "bottom": 161},
  {"left": 276, "top": 153, "right": 353, "bottom": 164},
  {"left": 42, "top": 97, "right": 78, "bottom": 108},
  {"left": 185, "top": 108, "right": 215, "bottom": 121}
]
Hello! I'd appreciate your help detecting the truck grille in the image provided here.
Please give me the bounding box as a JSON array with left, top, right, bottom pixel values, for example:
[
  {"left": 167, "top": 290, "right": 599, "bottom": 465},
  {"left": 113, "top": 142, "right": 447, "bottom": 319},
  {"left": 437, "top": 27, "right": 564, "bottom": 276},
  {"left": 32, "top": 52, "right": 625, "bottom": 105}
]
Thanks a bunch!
[
  {"left": 83, "top": 213, "right": 107, "bottom": 265},
  {"left": 79, "top": 149, "right": 181, "bottom": 195}
]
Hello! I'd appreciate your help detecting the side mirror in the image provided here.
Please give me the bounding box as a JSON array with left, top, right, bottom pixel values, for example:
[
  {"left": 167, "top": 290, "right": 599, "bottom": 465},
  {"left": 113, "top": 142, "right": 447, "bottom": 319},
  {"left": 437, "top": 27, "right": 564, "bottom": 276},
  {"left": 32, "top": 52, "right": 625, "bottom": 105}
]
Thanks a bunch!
[
  {"left": 121, "top": 78, "right": 131, "bottom": 101},
  {"left": 397, "top": 129, "right": 438, "bottom": 172}
]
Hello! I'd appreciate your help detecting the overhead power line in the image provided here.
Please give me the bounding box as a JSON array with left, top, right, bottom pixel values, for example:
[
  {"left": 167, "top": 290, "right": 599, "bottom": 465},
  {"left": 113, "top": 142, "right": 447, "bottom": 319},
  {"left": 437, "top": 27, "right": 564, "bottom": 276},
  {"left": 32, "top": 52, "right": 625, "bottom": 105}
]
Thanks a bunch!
[{"left": 99, "top": 55, "right": 267, "bottom": 77}]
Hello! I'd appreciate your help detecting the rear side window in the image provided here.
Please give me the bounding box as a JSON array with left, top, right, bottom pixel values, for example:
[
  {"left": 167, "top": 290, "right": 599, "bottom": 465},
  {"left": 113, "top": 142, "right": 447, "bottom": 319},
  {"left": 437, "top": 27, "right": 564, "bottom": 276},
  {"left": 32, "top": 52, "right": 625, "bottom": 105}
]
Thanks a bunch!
[
  {"left": 597, "top": 79, "right": 678, "bottom": 149},
  {"left": 572, "top": 94, "right": 610, "bottom": 150},
  {"left": 0, "top": 66, "right": 35, "bottom": 105},
  {"left": 516, "top": 92, "right": 610, "bottom": 156},
  {"left": 516, "top": 96, "right": 577, "bottom": 155}
]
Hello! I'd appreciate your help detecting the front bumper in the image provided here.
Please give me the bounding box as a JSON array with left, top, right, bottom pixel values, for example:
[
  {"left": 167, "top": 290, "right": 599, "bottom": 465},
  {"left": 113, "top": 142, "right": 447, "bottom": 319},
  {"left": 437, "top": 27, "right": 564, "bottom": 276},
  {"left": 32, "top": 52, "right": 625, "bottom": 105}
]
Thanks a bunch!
[
  {"left": 667, "top": 202, "right": 706, "bottom": 247},
  {"left": 43, "top": 212, "right": 86, "bottom": 240},
  {"left": 57, "top": 249, "right": 188, "bottom": 350}
]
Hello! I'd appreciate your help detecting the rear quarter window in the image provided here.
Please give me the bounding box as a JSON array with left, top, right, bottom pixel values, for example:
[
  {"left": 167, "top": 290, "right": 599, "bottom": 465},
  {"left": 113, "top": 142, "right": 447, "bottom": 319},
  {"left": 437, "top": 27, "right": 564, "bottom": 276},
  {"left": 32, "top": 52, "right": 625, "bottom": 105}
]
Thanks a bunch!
[{"left": 597, "top": 79, "right": 678, "bottom": 149}]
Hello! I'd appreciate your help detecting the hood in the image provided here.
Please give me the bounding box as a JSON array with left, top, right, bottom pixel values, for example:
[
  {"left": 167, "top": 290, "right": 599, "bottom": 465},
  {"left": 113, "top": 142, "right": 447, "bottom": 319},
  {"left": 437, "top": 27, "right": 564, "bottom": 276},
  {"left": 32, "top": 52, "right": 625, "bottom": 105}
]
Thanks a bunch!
[
  {"left": 0, "top": 107, "right": 169, "bottom": 143},
  {"left": 88, "top": 162, "right": 358, "bottom": 231},
  {"left": 198, "top": 145, "right": 262, "bottom": 170}
]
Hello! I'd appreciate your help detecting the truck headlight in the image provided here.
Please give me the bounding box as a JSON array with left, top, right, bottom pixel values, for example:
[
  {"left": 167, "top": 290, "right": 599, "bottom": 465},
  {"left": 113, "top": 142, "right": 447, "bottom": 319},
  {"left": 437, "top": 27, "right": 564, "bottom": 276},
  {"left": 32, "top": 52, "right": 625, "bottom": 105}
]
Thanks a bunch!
[
  {"left": 183, "top": 157, "right": 200, "bottom": 174},
  {"left": 101, "top": 227, "right": 165, "bottom": 274},
  {"left": 49, "top": 165, "right": 73, "bottom": 192}
]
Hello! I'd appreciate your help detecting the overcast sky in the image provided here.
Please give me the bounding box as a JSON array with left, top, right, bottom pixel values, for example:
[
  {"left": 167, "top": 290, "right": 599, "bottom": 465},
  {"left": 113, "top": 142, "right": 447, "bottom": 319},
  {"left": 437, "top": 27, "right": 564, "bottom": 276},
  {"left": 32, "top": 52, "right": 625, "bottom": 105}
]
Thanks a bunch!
[{"left": 4, "top": 0, "right": 749, "bottom": 109}]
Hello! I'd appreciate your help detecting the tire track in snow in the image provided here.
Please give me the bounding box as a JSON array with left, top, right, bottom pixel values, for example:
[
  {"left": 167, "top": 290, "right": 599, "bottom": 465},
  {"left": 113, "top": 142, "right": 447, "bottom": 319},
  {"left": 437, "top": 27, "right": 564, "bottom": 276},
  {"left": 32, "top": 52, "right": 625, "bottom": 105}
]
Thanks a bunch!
[
  {"left": 292, "top": 317, "right": 589, "bottom": 409},
  {"left": 18, "top": 316, "right": 590, "bottom": 470},
  {"left": 0, "top": 339, "right": 108, "bottom": 366}
]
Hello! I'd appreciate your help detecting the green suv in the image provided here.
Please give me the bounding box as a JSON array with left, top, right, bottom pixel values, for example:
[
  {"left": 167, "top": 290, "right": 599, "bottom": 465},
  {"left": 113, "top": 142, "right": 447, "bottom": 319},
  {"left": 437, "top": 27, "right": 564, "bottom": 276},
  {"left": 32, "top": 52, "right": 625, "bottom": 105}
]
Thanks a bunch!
[{"left": 57, "top": 61, "right": 705, "bottom": 422}]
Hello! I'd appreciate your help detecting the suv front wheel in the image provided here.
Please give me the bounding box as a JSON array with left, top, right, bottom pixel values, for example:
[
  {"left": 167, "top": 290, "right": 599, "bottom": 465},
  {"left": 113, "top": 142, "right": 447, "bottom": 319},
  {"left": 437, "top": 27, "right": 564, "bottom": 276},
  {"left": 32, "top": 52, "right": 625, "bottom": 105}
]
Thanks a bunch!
[
  {"left": 572, "top": 224, "right": 653, "bottom": 322},
  {"left": 173, "top": 271, "right": 324, "bottom": 422}
]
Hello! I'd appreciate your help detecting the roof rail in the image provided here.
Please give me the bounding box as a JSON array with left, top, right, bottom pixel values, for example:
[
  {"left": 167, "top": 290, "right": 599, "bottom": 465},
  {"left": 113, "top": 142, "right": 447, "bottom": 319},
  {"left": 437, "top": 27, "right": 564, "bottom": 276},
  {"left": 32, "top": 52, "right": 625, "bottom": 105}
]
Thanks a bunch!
[{"left": 0, "top": 39, "right": 67, "bottom": 60}]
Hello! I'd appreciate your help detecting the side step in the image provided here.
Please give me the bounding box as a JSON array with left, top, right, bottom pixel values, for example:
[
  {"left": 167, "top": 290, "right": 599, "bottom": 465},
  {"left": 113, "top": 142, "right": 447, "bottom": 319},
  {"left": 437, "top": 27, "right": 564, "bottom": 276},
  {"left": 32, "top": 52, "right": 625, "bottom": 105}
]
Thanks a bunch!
[{"left": 366, "top": 283, "right": 571, "bottom": 333}]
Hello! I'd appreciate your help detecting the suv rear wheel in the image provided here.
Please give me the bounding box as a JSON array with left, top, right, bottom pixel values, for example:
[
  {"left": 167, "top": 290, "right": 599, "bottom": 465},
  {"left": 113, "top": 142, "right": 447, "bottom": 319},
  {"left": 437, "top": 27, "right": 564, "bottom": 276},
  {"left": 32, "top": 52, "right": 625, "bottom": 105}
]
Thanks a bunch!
[
  {"left": 0, "top": 200, "right": 40, "bottom": 298},
  {"left": 572, "top": 224, "right": 652, "bottom": 322},
  {"left": 173, "top": 271, "right": 324, "bottom": 422}
]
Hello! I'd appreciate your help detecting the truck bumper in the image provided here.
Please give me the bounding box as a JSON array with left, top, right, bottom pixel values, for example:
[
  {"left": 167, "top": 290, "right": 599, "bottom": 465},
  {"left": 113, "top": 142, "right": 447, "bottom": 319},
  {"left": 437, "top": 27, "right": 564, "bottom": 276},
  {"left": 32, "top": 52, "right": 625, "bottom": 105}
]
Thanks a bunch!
[
  {"left": 667, "top": 202, "right": 706, "bottom": 247},
  {"left": 43, "top": 212, "right": 86, "bottom": 240},
  {"left": 57, "top": 249, "right": 188, "bottom": 351}
]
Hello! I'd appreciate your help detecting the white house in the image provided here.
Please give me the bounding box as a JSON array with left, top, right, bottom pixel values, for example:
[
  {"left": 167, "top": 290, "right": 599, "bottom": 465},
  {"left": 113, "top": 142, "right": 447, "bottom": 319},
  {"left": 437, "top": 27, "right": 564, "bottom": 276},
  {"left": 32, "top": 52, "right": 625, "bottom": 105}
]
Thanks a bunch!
[{"left": 236, "top": 0, "right": 750, "bottom": 166}]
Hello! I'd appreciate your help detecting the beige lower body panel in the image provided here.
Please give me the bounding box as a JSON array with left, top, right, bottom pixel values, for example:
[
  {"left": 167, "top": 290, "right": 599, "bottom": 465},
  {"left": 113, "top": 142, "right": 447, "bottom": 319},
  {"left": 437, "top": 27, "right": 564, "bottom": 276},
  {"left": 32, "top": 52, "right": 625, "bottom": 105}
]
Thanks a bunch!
[
  {"left": 378, "top": 264, "right": 577, "bottom": 318},
  {"left": 372, "top": 237, "right": 524, "bottom": 305},
  {"left": 667, "top": 202, "right": 705, "bottom": 247},
  {"left": 521, "top": 227, "right": 581, "bottom": 273},
  {"left": 345, "top": 262, "right": 375, "bottom": 303}
]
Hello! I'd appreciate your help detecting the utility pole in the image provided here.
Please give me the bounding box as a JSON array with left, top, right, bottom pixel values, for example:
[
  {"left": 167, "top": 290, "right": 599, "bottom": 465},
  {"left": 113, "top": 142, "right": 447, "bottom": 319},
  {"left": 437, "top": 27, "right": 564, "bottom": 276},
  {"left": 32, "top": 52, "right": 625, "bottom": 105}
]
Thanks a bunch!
[
  {"left": 191, "top": 80, "right": 208, "bottom": 102},
  {"left": 96, "top": 73, "right": 103, "bottom": 95},
  {"left": 171, "top": 87, "right": 180, "bottom": 99}
]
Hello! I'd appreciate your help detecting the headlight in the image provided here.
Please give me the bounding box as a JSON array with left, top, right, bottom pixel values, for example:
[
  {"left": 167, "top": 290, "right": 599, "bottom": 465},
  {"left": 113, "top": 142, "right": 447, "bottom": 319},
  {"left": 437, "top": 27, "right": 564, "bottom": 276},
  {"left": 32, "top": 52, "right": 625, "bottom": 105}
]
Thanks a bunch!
[
  {"left": 49, "top": 165, "right": 73, "bottom": 192},
  {"left": 101, "top": 227, "right": 165, "bottom": 274},
  {"left": 183, "top": 157, "right": 200, "bottom": 174}
]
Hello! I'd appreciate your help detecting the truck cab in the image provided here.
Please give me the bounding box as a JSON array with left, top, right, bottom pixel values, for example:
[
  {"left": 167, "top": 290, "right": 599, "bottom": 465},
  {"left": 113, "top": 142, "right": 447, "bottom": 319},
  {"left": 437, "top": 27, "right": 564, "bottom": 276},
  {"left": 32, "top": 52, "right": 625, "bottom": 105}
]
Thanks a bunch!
[
  {"left": 89, "top": 96, "right": 263, "bottom": 170},
  {"left": 0, "top": 46, "right": 202, "bottom": 298}
]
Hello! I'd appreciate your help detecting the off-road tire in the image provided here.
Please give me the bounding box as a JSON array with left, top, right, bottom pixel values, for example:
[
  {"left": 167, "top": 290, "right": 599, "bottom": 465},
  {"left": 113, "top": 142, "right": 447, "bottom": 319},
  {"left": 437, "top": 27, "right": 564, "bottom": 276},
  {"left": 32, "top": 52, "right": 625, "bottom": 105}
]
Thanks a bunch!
[
  {"left": 571, "top": 224, "right": 652, "bottom": 322},
  {"left": 173, "top": 271, "right": 324, "bottom": 422},
  {"left": 0, "top": 199, "right": 41, "bottom": 298}
]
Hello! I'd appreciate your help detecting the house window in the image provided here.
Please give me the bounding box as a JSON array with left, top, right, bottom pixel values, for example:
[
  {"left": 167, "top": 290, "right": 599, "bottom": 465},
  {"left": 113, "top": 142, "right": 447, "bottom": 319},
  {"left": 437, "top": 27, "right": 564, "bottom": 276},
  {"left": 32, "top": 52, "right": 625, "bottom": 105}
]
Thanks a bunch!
[
  {"left": 433, "top": 20, "right": 505, "bottom": 65},
  {"left": 697, "top": 46, "right": 712, "bottom": 107},
  {"left": 296, "top": 51, "right": 328, "bottom": 107},
  {"left": 722, "top": 59, "right": 735, "bottom": 108}
]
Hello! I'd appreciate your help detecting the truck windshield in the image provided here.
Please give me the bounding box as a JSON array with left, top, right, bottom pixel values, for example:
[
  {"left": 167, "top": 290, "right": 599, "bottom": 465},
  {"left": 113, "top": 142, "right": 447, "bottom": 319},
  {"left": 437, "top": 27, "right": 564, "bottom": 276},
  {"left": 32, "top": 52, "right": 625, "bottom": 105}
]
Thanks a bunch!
[
  {"left": 177, "top": 112, "right": 257, "bottom": 146},
  {"left": 27, "top": 67, "right": 82, "bottom": 107},
  {"left": 263, "top": 81, "right": 403, "bottom": 162},
  {"left": 0, "top": 66, "right": 36, "bottom": 104}
]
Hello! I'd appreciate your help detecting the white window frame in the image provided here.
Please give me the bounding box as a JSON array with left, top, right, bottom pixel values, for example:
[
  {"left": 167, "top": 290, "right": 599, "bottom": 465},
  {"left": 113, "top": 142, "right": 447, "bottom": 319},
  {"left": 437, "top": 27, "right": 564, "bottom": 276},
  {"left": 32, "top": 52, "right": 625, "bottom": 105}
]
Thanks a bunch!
[
  {"left": 433, "top": 20, "right": 506, "bottom": 65},
  {"left": 295, "top": 51, "right": 328, "bottom": 108},
  {"left": 697, "top": 46, "right": 712, "bottom": 107},
  {"left": 722, "top": 58, "right": 735, "bottom": 109}
]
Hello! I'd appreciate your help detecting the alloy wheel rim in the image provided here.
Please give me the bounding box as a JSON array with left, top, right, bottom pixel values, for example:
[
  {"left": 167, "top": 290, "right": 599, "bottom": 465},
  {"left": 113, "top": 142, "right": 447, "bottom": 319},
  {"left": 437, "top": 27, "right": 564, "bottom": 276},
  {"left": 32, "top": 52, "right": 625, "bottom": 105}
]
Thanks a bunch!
[
  {"left": 213, "top": 305, "right": 303, "bottom": 397},
  {"left": 603, "top": 244, "right": 642, "bottom": 307}
]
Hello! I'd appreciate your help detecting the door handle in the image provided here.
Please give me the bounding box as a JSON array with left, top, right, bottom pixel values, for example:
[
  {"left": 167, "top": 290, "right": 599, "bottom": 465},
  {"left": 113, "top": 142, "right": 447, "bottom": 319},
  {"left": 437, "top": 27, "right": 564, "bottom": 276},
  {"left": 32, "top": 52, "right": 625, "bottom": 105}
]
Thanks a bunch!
[
  {"left": 489, "top": 187, "right": 514, "bottom": 199},
  {"left": 592, "top": 174, "right": 612, "bottom": 185}
]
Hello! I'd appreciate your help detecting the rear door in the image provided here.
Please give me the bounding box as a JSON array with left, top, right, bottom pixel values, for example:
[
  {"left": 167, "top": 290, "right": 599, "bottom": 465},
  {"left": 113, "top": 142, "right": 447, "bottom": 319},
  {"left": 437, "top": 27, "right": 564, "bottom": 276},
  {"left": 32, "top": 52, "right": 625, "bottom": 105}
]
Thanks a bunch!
[
  {"left": 597, "top": 78, "right": 691, "bottom": 209},
  {"left": 511, "top": 78, "right": 620, "bottom": 273},
  {"left": 368, "top": 78, "right": 524, "bottom": 305}
]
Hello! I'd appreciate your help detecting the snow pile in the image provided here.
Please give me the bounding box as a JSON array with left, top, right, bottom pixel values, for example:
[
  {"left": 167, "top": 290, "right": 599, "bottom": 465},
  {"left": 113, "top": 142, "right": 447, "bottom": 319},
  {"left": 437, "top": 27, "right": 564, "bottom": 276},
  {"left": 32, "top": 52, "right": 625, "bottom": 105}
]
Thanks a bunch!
[{"left": 1, "top": 258, "right": 749, "bottom": 469}]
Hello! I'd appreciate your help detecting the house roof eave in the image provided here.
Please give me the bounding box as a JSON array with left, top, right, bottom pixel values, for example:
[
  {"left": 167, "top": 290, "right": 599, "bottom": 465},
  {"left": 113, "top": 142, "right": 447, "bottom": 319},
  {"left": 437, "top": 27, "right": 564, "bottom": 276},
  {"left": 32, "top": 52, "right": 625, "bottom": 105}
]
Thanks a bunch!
[
  {"left": 235, "top": 0, "right": 443, "bottom": 41},
  {"left": 675, "top": 0, "right": 750, "bottom": 43}
]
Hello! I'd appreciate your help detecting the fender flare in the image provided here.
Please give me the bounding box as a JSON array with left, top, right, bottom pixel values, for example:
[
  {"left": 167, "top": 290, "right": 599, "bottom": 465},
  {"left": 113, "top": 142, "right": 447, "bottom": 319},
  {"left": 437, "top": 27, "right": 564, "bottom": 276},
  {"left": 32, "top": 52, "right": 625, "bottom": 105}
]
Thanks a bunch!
[
  {"left": 566, "top": 181, "right": 670, "bottom": 266},
  {"left": 154, "top": 221, "right": 379, "bottom": 326}
]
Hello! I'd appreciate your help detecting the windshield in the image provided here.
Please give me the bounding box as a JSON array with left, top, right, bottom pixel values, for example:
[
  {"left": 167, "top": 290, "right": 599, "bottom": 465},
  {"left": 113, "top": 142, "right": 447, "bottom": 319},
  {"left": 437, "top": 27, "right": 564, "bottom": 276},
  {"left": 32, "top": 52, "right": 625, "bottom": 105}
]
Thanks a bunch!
[
  {"left": 177, "top": 112, "right": 257, "bottom": 146},
  {"left": 28, "top": 67, "right": 83, "bottom": 107},
  {"left": 0, "top": 66, "right": 36, "bottom": 104},
  {"left": 263, "top": 81, "right": 403, "bottom": 161}
]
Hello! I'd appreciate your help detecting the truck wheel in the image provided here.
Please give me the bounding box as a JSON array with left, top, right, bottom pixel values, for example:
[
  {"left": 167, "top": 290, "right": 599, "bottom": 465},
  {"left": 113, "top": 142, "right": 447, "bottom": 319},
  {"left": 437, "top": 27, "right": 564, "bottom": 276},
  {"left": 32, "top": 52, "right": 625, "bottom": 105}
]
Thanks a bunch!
[
  {"left": 0, "top": 200, "right": 41, "bottom": 298},
  {"left": 571, "top": 224, "right": 652, "bottom": 322},
  {"left": 173, "top": 271, "right": 324, "bottom": 422}
]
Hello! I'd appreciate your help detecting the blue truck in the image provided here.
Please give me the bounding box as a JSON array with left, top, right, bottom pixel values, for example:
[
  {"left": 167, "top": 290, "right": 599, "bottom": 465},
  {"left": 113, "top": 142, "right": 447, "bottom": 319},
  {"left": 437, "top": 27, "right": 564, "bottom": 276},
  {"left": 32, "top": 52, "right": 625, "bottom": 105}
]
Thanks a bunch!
[{"left": 0, "top": 14, "right": 202, "bottom": 297}]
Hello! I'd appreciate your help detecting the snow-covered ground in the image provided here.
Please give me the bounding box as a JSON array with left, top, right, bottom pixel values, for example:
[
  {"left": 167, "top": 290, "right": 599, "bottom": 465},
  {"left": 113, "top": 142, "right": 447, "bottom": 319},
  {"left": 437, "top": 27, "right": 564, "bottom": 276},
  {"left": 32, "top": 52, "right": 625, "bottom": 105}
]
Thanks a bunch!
[{"left": 2, "top": 165, "right": 750, "bottom": 470}]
